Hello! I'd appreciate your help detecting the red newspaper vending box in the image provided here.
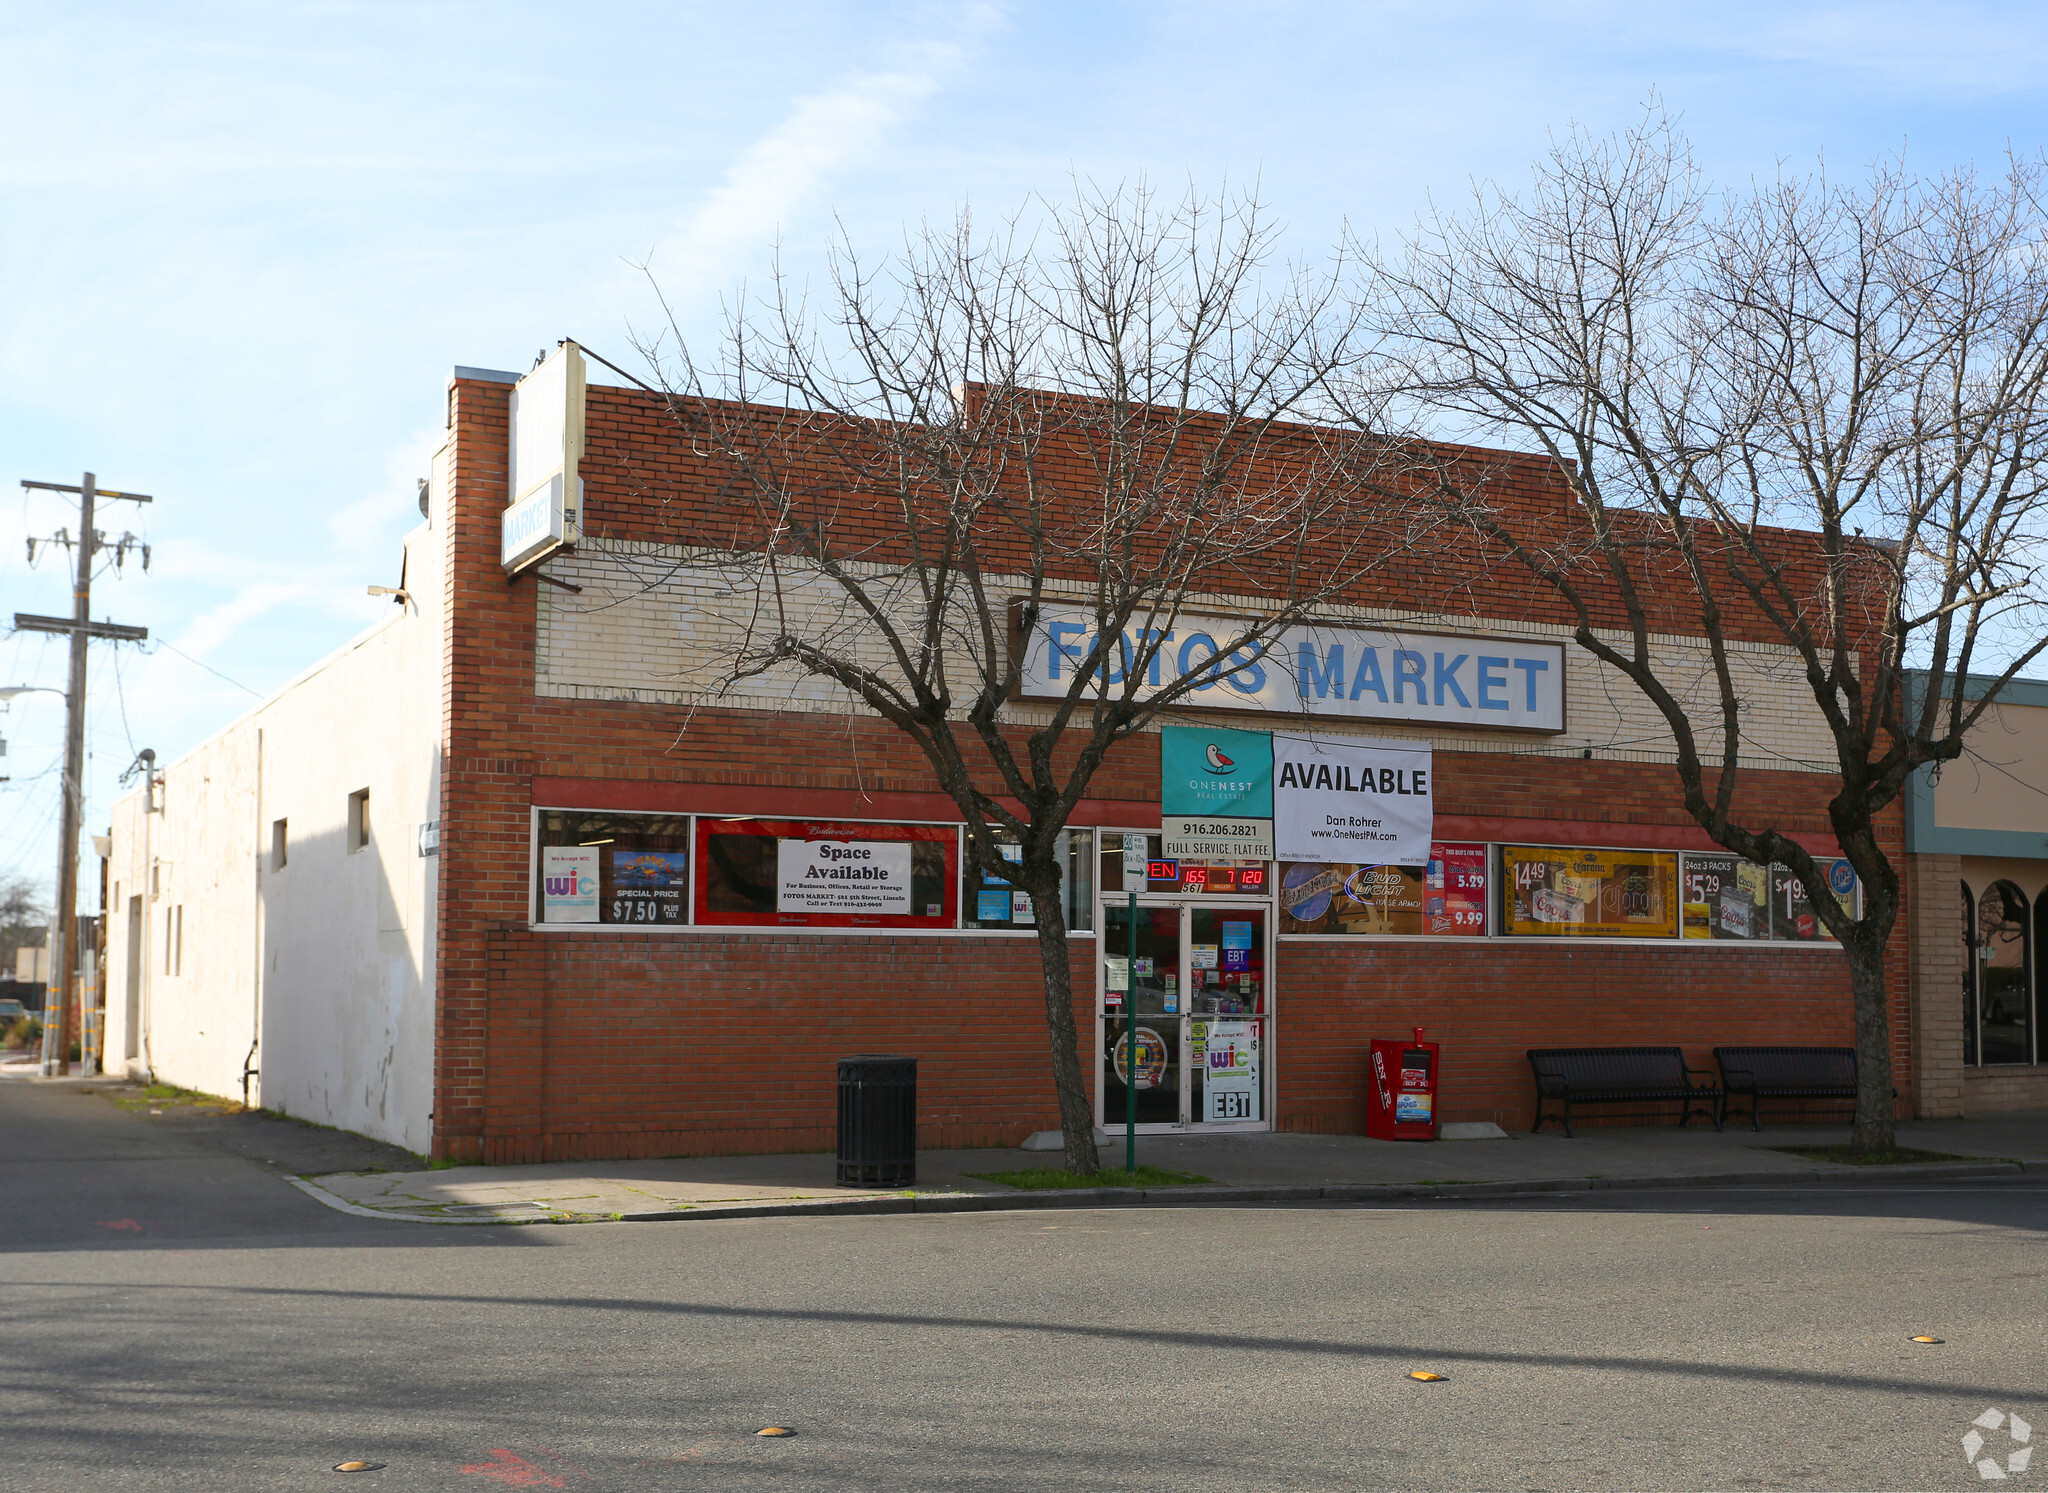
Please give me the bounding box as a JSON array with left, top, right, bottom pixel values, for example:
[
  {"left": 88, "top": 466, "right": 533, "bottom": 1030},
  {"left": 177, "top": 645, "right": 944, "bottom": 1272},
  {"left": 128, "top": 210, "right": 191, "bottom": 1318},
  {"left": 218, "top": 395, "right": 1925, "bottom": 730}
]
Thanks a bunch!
[{"left": 1367, "top": 1027, "right": 1440, "bottom": 1141}]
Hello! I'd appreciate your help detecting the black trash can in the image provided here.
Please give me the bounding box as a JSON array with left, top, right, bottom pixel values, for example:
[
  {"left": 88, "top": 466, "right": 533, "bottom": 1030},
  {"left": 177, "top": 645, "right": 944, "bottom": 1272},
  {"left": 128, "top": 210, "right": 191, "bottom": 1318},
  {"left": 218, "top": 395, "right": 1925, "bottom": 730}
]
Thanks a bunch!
[{"left": 837, "top": 1055, "right": 917, "bottom": 1186}]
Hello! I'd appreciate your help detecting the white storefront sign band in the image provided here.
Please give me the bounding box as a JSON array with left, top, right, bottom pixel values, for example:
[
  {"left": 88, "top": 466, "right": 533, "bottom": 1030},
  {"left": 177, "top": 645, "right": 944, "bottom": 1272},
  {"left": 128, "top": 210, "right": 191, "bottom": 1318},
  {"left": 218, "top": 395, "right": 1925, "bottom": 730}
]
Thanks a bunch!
[
  {"left": 775, "top": 837, "right": 914, "bottom": 915},
  {"left": 1270, "top": 733, "right": 1434, "bottom": 866},
  {"left": 1015, "top": 606, "right": 1566, "bottom": 733}
]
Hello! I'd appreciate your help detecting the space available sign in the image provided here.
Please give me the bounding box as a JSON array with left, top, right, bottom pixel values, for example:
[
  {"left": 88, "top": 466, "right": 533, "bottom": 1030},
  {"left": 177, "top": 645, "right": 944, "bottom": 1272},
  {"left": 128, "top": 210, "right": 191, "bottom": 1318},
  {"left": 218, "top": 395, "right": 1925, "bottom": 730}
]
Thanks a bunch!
[
  {"left": 502, "top": 341, "right": 587, "bottom": 574},
  {"left": 1160, "top": 726, "right": 1274, "bottom": 859},
  {"left": 1015, "top": 605, "right": 1565, "bottom": 733},
  {"left": 1271, "top": 733, "right": 1433, "bottom": 867},
  {"left": 776, "top": 837, "right": 914, "bottom": 915}
]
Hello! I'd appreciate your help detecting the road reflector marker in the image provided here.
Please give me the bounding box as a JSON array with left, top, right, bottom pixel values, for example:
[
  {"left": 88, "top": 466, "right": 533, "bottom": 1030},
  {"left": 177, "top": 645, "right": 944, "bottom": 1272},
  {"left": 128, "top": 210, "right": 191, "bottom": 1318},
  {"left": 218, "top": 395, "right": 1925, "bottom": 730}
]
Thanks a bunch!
[
  {"left": 1910, "top": 1335, "right": 1944, "bottom": 1343},
  {"left": 332, "top": 1461, "right": 385, "bottom": 1472},
  {"left": 756, "top": 1427, "right": 796, "bottom": 1437},
  {"left": 1407, "top": 1371, "right": 1447, "bottom": 1382}
]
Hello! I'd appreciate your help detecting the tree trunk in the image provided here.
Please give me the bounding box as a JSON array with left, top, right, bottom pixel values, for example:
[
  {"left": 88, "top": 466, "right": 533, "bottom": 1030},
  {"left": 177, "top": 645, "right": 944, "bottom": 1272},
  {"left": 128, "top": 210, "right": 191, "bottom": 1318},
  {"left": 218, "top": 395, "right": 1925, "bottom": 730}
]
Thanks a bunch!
[
  {"left": 1844, "top": 927, "right": 1897, "bottom": 1153},
  {"left": 1031, "top": 905, "right": 1101, "bottom": 1175}
]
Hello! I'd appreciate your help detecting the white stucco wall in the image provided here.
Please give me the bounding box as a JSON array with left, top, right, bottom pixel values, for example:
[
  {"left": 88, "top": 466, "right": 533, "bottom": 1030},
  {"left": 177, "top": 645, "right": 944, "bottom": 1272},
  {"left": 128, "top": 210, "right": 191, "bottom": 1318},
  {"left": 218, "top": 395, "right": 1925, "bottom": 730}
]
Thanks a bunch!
[{"left": 104, "top": 463, "right": 446, "bottom": 1153}]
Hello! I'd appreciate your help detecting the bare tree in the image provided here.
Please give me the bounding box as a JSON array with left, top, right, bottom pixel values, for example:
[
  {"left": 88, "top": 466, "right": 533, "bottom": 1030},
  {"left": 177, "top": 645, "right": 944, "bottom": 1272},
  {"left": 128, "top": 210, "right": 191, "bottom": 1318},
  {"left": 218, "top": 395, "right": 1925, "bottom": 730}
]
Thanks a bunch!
[
  {"left": 1355, "top": 115, "right": 2048, "bottom": 1150},
  {"left": 0, "top": 872, "right": 47, "bottom": 981},
  {"left": 625, "top": 185, "right": 1432, "bottom": 1173}
]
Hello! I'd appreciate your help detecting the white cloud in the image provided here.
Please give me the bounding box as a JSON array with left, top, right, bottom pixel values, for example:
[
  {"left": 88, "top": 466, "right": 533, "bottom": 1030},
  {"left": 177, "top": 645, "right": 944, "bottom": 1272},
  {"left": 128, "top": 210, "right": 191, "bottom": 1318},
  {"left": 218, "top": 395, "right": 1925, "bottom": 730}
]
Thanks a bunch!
[{"left": 646, "top": 11, "right": 1002, "bottom": 300}]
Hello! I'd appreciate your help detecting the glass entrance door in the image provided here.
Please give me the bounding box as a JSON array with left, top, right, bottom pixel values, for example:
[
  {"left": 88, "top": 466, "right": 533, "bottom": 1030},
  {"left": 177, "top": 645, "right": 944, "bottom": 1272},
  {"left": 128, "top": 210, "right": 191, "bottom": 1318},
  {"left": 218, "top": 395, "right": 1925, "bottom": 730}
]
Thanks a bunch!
[
  {"left": 1100, "top": 902, "right": 1183, "bottom": 1124},
  {"left": 1187, "top": 904, "right": 1267, "bottom": 1126},
  {"left": 1098, "top": 900, "right": 1271, "bottom": 1130}
]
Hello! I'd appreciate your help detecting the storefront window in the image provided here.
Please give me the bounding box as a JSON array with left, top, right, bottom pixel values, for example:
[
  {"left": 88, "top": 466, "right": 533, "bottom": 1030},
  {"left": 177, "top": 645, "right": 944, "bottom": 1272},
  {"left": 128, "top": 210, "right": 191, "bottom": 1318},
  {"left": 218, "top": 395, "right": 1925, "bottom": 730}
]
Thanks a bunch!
[
  {"left": 1098, "top": 832, "right": 1271, "bottom": 897},
  {"left": 535, "top": 811, "right": 692, "bottom": 925},
  {"left": 1502, "top": 846, "right": 1679, "bottom": 938},
  {"left": 1682, "top": 853, "right": 1858, "bottom": 941},
  {"left": 694, "top": 818, "right": 955, "bottom": 929},
  {"left": 1976, "top": 879, "right": 2031, "bottom": 1064},
  {"left": 1278, "top": 844, "right": 1488, "bottom": 935},
  {"left": 961, "top": 829, "right": 1095, "bottom": 932}
]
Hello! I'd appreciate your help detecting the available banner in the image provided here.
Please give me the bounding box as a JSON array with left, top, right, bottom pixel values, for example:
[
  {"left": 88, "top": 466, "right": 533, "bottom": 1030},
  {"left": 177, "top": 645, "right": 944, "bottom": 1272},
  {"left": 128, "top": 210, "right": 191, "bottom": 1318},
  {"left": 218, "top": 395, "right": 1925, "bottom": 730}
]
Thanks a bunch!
[
  {"left": 776, "top": 838, "right": 913, "bottom": 915},
  {"left": 1270, "top": 734, "right": 1434, "bottom": 866}
]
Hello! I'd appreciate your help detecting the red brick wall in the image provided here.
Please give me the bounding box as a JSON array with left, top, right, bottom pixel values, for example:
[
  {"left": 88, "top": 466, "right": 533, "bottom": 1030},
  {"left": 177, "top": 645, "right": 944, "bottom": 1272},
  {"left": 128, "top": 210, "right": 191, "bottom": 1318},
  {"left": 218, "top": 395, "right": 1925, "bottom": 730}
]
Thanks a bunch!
[
  {"left": 432, "top": 373, "right": 1916, "bottom": 1162},
  {"left": 1275, "top": 936, "right": 1911, "bottom": 1134}
]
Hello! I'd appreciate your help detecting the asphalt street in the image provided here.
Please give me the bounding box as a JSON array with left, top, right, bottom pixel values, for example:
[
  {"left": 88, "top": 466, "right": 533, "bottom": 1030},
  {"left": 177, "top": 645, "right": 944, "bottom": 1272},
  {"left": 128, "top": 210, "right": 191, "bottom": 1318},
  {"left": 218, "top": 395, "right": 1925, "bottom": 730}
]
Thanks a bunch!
[{"left": 2, "top": 1080, "right": 2043, "bottom": 1491}]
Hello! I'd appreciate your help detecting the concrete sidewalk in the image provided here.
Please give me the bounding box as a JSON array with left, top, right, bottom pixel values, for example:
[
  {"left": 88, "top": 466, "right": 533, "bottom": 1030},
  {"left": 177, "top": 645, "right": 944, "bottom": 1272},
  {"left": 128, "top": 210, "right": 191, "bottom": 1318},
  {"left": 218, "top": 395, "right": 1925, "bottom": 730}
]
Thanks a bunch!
[{"left": 298, "top": 1110, "right": 2048, "bottom": 1225}]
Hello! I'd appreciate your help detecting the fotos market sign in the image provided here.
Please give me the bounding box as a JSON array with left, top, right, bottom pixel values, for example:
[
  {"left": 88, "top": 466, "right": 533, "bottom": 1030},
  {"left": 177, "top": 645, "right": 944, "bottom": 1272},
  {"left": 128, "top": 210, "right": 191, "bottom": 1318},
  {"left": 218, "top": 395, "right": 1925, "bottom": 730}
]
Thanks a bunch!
[{"left": 1015, "top": 606, "right": 1566, "bottom": 733}]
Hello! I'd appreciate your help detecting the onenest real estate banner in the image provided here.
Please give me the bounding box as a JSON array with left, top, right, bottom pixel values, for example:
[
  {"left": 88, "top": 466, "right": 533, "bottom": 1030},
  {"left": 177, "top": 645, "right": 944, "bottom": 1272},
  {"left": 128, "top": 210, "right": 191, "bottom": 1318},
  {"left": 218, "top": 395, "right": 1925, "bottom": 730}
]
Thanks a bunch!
[
  {"left": 1160, "top": 726, "right": 1275, "bottom": 858},
  {"left": 1016, "top": 606, "right": 1565, "bottom": 732}
]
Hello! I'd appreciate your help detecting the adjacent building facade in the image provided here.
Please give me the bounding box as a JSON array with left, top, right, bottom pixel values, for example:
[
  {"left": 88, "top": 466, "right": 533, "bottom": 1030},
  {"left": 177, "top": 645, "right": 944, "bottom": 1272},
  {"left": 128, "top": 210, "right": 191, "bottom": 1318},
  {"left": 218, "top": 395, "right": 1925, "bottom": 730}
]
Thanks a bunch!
[
  {"left": 102, "top": 347, "right": 2037, "bottom": 1161},
  {"left": 1904, "top": 672, "right": 2048, "bottom": 1117}
]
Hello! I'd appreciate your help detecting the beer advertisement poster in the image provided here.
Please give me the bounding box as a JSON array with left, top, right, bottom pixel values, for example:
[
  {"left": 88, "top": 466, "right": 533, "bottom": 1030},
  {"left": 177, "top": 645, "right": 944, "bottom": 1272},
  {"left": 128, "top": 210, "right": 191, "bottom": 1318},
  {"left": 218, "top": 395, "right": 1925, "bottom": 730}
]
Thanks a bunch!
[
  {"left": 1503, "top": 846, "right": 1679, "bottom": 938},
  {"left": 1277, "top": 843, "right": 1487, "bottom": 936}
]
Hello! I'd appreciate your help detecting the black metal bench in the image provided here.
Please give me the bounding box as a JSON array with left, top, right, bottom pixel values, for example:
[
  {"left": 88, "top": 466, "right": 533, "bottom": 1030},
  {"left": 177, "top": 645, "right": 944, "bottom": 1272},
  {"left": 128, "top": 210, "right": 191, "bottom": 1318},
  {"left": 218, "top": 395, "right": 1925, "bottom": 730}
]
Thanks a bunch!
[
  {"left": 1714, "top": 1046, "right": 1884, "bottom": 1131},
  {"left": 1527, "top": 1047, "right": 1723, "bottom": 1137}
]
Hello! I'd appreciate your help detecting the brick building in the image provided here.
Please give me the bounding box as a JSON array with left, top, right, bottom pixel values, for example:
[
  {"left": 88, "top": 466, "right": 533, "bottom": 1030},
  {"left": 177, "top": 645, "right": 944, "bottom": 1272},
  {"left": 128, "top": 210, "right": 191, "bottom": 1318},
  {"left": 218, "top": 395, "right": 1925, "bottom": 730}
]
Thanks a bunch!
[{"left": 105, "top": 343, "right": 2031, "bottom": 1162}]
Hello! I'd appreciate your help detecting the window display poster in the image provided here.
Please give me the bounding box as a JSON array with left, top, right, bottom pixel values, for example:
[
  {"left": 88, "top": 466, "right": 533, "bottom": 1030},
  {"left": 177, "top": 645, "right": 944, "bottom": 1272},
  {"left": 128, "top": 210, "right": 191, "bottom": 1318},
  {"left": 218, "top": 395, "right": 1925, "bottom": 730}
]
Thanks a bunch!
[
  {"left": 1503, "top": 846, "right": 1678, "bottom": 938},
  {"left": 1221, "top": 920, "right": 1253, "bottom": 971},
  {"left": 1772, "top": 861, "right": 1853, "bottom": 942},
  {"left": 986, "top": 842, "right": 1023, "bottom": 884},
  {"left": 776, "top": 838, "right": 914, "bottom": 915},
  {"left": 1680, "top": 854, "right": 1770, "bottom": 940},
  {"left": 542, "top": 847, "right": 600, "bottom": 923},
  {"left": 610, "top": 850, "right": 687, "bottom": 924},
  {"left": 1204, "top": 1019, "right": 1261, "bottom": 1121},
  {"left": 1278, "top": 843, "right": 1486, "bottom": 935},
  {"left": 977, "top": 890, "right": 1011, "bottom": 922}
]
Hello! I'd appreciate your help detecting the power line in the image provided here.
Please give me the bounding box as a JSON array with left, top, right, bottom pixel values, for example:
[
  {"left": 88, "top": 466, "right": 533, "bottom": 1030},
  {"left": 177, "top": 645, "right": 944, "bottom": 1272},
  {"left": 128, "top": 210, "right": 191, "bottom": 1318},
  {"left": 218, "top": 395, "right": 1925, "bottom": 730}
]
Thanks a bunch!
[{"left": 151, "top": 638, "right": 262, "bottom": 698}]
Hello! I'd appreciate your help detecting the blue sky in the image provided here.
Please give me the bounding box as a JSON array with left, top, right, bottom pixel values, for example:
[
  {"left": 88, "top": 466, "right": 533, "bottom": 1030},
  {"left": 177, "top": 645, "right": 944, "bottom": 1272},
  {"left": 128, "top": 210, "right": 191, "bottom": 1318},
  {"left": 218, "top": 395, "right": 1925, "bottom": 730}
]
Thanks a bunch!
[{"left": 3, "top": 0, "right": 2047, "bottom": 901}]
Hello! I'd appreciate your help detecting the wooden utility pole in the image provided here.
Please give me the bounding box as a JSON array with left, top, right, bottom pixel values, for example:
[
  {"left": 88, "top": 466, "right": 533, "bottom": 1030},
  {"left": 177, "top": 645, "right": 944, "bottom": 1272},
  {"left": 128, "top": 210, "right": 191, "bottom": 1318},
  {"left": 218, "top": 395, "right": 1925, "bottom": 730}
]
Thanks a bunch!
[{"left": 16, "top": 473, "right": 149, "bottom": 1075}]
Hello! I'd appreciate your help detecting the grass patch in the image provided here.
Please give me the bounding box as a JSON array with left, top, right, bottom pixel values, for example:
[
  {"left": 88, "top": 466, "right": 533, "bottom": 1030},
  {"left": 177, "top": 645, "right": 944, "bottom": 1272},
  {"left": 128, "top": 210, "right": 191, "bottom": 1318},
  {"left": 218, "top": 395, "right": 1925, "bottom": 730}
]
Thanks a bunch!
[
  {"left": 1770, "top": 1145, "right": 1972, "bottom": 1166},
  {"left": 110, "top": 1082, "right": 240, "bottom": 1114},
  {"left": 966, "top": 1164, "right": 1214, "bottom": 1191}
]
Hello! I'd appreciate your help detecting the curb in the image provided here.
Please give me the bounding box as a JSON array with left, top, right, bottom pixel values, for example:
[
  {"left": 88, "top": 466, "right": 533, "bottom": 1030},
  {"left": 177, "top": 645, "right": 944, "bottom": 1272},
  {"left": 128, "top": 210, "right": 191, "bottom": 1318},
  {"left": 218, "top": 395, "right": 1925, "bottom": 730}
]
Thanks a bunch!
[{"left": 283, "top": 1157, "right": 2043, "bottom": 1227}]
